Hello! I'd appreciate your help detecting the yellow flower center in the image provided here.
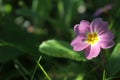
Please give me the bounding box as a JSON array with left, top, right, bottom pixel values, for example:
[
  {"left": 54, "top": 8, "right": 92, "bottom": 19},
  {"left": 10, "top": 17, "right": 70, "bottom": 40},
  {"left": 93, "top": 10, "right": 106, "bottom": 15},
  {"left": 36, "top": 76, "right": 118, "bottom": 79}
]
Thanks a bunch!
[{"left": 86, "top": 32, "right": 99, "bottom": 45}]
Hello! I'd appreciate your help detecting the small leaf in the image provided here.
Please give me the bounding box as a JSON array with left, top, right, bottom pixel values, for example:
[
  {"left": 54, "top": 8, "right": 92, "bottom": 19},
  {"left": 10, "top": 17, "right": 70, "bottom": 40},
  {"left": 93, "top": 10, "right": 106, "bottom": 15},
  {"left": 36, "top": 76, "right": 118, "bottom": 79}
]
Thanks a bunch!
[
  {"left": 39, "top": 39, "right": 86, "bottom": 61},
  {"left": 106, "top": 43, "right": 120, "bottom": 76}
]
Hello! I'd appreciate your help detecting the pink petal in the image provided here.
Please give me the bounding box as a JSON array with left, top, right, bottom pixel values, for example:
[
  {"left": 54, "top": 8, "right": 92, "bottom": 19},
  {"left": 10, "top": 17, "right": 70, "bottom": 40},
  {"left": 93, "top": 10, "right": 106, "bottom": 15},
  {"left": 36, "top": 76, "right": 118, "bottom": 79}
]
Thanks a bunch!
[
  {"left": 102, "top": 22, "right": 109, "bottom": 28},
  {"left": 74, "top": 20, "right": 90, "bottom": 34},
  {"left": 90, "top": 18, "right": 108, "bottom": 32},
  {"left": 93, "top": 4, "right": 112, "bottom": 17},
  {"left": 79, "top": 20, "right": 90, "bottom": 33},
  {"left": 71, "top": 34, "right": 86, "bottom": 44},
  {"left": 93, "top": 8, "right": 103, "bottom": 17},
  {"left": 99, "top": 41, "right": 114, "bottom": 49},
  {"left": 71, "top": 36, "right": 89, "bottom": 51},
  {"left": 97, "top": 22, "right": 109, "bottom": 35},
  {"left": 104, "top": 4, "right": 112, "bottom": 10},
  {"left": 99, "top": 30, "right": 114, "bottom": 41},
  {"left": 74, "top": 24, "right": 80, "bottom": 34},
  {"left": 85, "top": 44, "right": 100, "bottom": 60}
]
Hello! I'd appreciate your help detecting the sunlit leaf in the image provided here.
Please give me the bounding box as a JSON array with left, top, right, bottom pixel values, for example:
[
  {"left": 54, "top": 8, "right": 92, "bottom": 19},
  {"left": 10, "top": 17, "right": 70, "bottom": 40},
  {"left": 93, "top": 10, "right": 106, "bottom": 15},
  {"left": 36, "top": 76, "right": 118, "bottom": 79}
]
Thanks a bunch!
[{"left": 39, "top": 39, "right": 86, "bottom": 61}]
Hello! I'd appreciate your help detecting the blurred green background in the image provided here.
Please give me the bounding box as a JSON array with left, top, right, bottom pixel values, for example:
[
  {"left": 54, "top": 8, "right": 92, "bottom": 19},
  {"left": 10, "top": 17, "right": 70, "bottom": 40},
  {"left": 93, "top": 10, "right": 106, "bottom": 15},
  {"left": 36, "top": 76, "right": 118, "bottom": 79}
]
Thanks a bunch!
[{"left": 0, "top": 0, "right": 120, "bottom": 80}]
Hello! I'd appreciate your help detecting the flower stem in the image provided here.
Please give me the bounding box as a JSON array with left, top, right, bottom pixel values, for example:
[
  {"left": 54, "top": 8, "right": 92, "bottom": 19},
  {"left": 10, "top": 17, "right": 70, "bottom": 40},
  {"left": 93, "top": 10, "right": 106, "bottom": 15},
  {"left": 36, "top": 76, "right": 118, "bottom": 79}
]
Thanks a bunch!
[
  {"left": 100, "top": 51, "right": 106, "bottom": 68},
  {"left": 102, "top": 69, "right": 106, "bottom": 80}
]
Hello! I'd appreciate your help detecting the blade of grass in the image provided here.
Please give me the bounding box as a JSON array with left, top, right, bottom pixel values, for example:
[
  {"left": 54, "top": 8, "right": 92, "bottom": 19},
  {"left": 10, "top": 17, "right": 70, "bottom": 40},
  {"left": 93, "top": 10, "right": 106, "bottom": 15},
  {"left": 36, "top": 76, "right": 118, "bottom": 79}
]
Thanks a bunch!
[
  {"left": 14, "top": 64, "right": 29, "bottom": 80},
  {"left": 31, "top": 56, "right": 42, "bottom": 80},
  {"left": 31, "top": 56, "right": 51, "bottom": 80},
  {"left": 14, "top": 59, "right": 31, "bottom": 77},
  {"left": 37, "top": 56, "right": 51, "bottom": 80}
]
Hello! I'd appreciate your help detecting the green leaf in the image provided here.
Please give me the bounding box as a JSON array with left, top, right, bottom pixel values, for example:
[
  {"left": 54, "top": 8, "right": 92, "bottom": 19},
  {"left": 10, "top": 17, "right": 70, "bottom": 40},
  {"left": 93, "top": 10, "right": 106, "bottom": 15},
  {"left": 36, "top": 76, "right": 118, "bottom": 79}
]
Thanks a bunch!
[
  {"left": 106, "top": 43, "right": 120, "bottom": 77},
  {"left": 0, "top": 46, "right": 23, "bottom": 62},
  {"left": 0, "top": 16, "right": 39, "bottom": 62},
  {"left": 39, "top": 39, "right": 86, "bottom": 61}
]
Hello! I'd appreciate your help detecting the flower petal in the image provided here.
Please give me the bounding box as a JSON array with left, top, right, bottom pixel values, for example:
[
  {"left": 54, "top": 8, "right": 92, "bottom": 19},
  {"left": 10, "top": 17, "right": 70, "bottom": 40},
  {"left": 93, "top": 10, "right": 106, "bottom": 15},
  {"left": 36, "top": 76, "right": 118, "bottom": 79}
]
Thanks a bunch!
[
  {"left": 104, "top": 4, "right": 112, "bottom": 10},
  {"left": 97, "top": 22, "right": 109, "bottom": 35},
  {"left": 99, "top": 41, "right": 114, "bottom": 49},
  {"left": 93, "top": 4, "right": 112, "bottom": 17},
  {"left": 99, "top": 30, "right": 114, "bottom": 41},
  {"left": 85, "top": 44, "right": 100, "bottom": 60},
  {"left": 79, "top": 20, "right": 90, "bottom": 33},
  {"left": 74, "top": 20, "right": 90, "bottom": 34},
  {"left": 93, "top": 8, "right": 103, "bottom": 17},
  {"left": 90, "top": 18, "right": 108, "bottom": 32},
  {"left": 71, "top": 36, "right": 89, "bottom": 51},
  {"left": 71, "top": 34, "right": 86, "bottom": 44},
  {"left": 74, "top": 24, "right": 80, "bottom": 34}
]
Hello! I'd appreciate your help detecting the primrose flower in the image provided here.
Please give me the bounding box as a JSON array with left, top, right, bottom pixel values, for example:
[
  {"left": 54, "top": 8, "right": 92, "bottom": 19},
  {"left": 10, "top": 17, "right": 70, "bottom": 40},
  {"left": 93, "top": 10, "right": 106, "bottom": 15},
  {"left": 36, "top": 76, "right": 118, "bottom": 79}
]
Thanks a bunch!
[
  {"left": 71, "top": 18, "right": 114, "bottom": 60},
  {"left": 93, "top": 4, "right": 112, "bottom": 17}
]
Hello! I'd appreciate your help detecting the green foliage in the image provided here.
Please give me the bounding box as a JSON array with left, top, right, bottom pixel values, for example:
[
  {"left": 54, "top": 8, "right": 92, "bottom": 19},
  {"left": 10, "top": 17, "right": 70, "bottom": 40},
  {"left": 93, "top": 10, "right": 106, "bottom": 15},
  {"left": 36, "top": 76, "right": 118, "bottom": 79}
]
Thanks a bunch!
[
  {"left": 4, "top": 4, "right": 12, "bottom": 13},
  {"left": 39, "top": 39, "right": 86, "bottom": 61},
  {"left": 106, "top": 43, "right": 120, "bottom": 77},
  {"left": 0, "top": 41, "right": 24, "bottom": 62},
  {"left": 0, "top": 0, "right": 120, "bottom": 80}
]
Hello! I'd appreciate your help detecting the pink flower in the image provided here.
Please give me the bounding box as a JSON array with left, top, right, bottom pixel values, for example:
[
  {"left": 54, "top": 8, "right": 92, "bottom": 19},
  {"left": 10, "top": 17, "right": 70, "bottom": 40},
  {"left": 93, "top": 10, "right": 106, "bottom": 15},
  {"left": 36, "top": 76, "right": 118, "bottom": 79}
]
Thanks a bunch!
[
  {"left": 71, "top": 18, "right": 114, "bottom": 60},
  {"left": 93, "top": 4, "right": 112, "bottom": 17}
]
